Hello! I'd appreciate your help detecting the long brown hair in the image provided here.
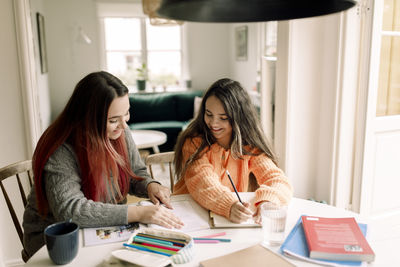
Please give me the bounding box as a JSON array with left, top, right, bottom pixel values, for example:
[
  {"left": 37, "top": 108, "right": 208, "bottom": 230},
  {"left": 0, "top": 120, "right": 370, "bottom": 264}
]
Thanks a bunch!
[
  {"left": 174, "top": 78, "right": 276, "bottom": 179},
  {"left": 33, "top": 71, "right": 139, "bottom": 216}
]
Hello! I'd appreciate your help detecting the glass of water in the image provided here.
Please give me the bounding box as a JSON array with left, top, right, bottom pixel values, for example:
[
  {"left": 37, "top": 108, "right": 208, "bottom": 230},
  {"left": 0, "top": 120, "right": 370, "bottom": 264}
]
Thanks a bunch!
[{"left": 260, "top": 202, "right": 288, "bottom": 246}]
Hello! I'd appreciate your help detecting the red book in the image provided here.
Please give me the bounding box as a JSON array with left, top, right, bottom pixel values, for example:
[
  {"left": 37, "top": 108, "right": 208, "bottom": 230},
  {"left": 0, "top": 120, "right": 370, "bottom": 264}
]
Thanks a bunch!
[{"left": 301, "top": 216, "right": 375, "bottom": 262}]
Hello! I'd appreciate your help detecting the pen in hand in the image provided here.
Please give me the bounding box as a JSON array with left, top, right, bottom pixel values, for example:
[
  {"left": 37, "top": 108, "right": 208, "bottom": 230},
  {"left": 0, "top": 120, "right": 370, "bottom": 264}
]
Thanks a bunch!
[{"left": 226, "top": 170, "right": 243, "bottom": 204}]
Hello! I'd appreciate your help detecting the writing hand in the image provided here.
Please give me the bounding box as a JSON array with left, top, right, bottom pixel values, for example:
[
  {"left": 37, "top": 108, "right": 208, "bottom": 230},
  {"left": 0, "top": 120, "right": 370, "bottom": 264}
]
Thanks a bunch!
[
  {"left": 147, "top": 182, "right": 172, "bottom": 209},
  {"left": 229, "top": 201, "right": 253, "bottom": 223}
]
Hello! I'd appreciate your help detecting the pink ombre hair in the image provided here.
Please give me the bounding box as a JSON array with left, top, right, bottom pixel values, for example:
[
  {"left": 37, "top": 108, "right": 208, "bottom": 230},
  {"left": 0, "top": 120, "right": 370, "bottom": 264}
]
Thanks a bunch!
[{"left": 33, "top": 71, "right": 141, "bottom": 216}]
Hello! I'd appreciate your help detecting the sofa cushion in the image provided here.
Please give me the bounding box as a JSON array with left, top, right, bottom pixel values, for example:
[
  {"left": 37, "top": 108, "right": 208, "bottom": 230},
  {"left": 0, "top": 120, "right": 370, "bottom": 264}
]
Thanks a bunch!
[
  {"left": 129, "top": 93, "right": 177, "bottom": 123},
  {"left": 193, "top": 96, "right": 203, "bottom": 118},
  {"left": 175, "top": 91, "right": 203, "bottom": 121}
]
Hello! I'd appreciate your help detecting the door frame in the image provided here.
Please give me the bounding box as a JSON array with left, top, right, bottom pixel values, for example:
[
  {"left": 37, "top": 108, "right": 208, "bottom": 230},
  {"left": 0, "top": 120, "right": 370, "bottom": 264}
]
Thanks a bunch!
[
  {"left": 352, "top": 0, "right": 400, "bottom": 217},
  {"left": 13, "top": 0, "right": 41, "bottom": 156}
]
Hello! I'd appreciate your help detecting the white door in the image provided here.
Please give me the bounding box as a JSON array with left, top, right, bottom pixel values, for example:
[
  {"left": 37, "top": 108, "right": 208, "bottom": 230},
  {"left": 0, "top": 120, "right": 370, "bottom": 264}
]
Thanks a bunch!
[{"left": 353, "top": 0, "right": 400, "bottom": 241}]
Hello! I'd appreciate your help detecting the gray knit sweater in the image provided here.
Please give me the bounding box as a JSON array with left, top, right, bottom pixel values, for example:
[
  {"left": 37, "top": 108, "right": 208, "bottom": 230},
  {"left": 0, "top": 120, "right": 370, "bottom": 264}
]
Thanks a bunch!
[{"left": 22, "top": 128, "right": 156, "bottom": 257}]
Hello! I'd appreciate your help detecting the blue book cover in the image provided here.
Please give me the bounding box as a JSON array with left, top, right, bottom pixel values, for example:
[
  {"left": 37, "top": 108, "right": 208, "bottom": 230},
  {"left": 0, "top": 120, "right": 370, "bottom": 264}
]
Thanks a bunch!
[{"left": 280, "top": 216, "right": 367, "bottom": 267}]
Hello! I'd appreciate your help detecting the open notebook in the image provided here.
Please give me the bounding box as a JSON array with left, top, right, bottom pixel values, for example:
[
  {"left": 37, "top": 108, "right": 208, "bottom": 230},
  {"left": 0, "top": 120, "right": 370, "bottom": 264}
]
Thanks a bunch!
[
  {"left": 209, "top": 192, "right": 261, "bottom": 228},
  {"left": 139, "top": 194, "right": 210, "bottom": 232},
  {"left": 139, "top": 193, "right": 261, "bottom": 230}
]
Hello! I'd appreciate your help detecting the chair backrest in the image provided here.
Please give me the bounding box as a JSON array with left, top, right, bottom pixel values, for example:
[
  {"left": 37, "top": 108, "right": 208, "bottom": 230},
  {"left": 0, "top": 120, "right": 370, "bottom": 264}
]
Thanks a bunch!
[
  {"left": 0, "top": 160, "right": 33, "bottom": 262},
  {"left": 145, "top": 152, "right": 175, "bottom": 192}
]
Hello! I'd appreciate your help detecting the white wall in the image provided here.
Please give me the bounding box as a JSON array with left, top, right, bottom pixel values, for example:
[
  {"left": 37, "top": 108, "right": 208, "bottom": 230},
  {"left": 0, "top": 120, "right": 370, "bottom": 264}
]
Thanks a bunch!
[
  {"left": 280, "top": 14, "right": 343, "bottom": 201},
  {"left": 229, "top": 23, "right": 259, "bottom": 93},
  {"left": 0, "top": 0, "right": 30, "bottom": 265},
  {"left": 44, "top": 0, "right": 101, "bottom": 118},
  {"left": 184, "top": 22, "right": 259, "bottom": 93},
  {"left": 184, "top": 22, "right": 230, "bottom": 91}
]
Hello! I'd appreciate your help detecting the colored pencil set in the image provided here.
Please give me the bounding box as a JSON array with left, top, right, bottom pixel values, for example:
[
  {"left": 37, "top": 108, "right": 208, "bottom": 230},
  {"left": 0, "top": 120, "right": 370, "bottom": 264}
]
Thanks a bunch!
[{"left": 123, "top": 233, "right": 188, "bottom": 257}]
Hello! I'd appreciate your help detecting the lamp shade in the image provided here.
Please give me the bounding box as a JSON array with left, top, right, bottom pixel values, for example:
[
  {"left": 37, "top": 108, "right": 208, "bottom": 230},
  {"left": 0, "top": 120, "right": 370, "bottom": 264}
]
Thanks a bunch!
[
  {"left": 157, "top": 0, "right": 357, "bottom": 22},
  {"left": 143, "top": 0, "right": 183, "bottom": 26}
]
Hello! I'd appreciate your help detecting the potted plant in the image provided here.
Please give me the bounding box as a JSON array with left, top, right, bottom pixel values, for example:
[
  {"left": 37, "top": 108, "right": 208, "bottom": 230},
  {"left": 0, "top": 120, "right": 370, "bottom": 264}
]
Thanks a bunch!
[{"left": 136, "top": 63, "right": 148, "bottom": 91}]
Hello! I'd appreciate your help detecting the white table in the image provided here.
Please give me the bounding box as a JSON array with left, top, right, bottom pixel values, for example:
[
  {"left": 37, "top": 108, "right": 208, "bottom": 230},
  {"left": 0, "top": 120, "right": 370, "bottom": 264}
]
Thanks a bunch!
[
  {"left": 131, "top": 130, "right": 167, "bottom": 153},
  {"left": 24, "top": 197, "right": 399, "bottom": 267}
]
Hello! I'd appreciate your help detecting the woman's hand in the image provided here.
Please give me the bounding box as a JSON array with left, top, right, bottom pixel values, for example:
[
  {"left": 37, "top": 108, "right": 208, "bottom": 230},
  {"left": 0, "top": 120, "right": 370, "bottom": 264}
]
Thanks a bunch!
[
  {"left": 229, "top": 201, "right": 253, "bottom": 223},
  {"left": 128, "top": 205, "right": 184, "bottom": 229},
  {"left": 147, "top": 182, "right": 172, "bottom": 209}
]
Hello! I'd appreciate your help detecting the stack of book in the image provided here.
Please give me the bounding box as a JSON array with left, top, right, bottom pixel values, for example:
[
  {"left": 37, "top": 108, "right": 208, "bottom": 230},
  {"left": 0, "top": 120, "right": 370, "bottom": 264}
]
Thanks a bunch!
[{"left": 280, "top": 215, "right": 375, "bottom": 266}]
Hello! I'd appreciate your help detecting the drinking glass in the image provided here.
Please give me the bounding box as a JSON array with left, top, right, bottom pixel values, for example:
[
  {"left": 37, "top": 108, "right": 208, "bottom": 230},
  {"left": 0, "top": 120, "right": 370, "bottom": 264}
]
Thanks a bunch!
[{"left": 260, "top": 202, "right": 287, "bottom": 246}]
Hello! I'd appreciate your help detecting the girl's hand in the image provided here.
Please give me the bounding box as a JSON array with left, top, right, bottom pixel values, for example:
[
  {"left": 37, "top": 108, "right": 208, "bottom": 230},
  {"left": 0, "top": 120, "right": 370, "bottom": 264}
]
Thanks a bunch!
[
  {"left": 253, "top": 201, "right": 268, "bottom": 224},
  {"left": 229, "top": 201, "right": 253, "bottom": 223},
  {"left": 128, "top": 205, "right": 184, "bottom": 229},
  {"left": 147, "top": 182, "right": 172, "bottom": 209}
]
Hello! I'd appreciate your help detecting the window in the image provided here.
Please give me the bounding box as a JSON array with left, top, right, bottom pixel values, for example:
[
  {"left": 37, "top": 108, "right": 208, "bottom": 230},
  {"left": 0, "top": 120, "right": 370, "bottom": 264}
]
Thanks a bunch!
[
  {"left": 376, "top": 0, "right": 400, "bottom": 116},
  {"left": 103, "top": 17, "right": 182, "bottom": 91}
]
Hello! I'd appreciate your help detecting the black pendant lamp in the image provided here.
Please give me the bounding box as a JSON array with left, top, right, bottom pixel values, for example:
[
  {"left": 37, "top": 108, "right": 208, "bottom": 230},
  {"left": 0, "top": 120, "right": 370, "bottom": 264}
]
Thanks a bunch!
[{"left": 157, "top": 0, "right": 357, "bottom": 23}]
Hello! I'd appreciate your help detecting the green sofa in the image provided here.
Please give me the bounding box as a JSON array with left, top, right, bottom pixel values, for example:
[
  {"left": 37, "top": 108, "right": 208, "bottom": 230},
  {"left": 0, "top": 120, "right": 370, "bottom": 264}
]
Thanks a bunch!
[{"left": 128, "top": 90, "right": 203, "bottom": 152}]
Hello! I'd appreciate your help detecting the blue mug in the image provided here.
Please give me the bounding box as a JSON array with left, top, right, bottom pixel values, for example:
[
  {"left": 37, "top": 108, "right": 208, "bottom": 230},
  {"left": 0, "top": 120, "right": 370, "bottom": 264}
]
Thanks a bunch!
[{"left": 44, "top": 220, "right": 79, "bottom": 265}]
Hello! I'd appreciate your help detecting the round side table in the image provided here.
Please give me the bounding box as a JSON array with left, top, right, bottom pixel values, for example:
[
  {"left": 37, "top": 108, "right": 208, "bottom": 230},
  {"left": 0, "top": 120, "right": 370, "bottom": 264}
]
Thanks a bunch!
[{"left": 130, "top": 129, "right": 167, "bottom": 154}]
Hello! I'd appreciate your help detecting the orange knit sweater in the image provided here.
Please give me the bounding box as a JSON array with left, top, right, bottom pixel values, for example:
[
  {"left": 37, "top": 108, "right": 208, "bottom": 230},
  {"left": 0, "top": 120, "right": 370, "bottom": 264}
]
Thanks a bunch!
[{"left": 173, "top": 137, "right": 293, "bottom": 218}]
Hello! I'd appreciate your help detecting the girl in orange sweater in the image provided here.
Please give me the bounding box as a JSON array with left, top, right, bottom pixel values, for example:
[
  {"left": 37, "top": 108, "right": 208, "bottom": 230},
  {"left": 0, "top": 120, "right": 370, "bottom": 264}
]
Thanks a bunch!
[{"left": 173, "top": 78, "right": 293, "bottom": 223}]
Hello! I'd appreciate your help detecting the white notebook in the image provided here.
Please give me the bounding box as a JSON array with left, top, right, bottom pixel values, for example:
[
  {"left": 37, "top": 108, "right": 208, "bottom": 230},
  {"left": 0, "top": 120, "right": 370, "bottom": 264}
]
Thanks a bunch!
[
  {"left": 139, "top": 194, "right": 210, "bottom": 232},
  {"left": 209, "top": 192, "right": 261, "bottom": 228}
]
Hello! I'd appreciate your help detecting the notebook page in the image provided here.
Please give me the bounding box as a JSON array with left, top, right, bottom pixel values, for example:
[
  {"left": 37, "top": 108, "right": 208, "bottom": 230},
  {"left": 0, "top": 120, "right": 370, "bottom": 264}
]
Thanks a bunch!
[{"left": 139, "top": 195, "right": 210, "bottom": 232}]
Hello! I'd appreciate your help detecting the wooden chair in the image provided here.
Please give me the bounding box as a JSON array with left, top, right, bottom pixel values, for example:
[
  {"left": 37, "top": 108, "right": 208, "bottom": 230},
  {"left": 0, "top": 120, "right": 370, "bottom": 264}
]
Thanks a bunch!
[
  {"left": 0, "top": 160, "right": 33, "bottom": 262},
  {"left": 145, "top": 151, "right": 175, "bottom": 193}
]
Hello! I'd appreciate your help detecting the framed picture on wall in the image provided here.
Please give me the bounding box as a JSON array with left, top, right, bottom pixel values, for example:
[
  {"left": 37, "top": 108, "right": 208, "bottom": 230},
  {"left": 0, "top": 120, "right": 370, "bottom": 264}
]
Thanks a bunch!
[
  {"left": 36, "top": 12, "right": 48, "bottom": 73},
  {"left": 235, "top": 25, "right": 248, "bottom": 61}
]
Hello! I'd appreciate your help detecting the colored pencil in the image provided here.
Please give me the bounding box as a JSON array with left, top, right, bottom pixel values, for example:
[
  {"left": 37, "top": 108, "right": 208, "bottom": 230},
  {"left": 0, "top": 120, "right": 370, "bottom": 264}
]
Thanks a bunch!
[
  {"left": 130, "top": 242, "right": 177, "bottom": 255},
  {"left": 193, "top": 238, "right": 231, "bottom": 242},
  {"left": 198, "top": 232, "right": 227, "bottom": 238},
  {"left": 136, "top": 233, "right": 186, "bottom": 246},
  {"left": 133, "top": 236, "right": 184, "bottom": 249},
  {"left": 136, "top": 232, "right": 187, "bottom": 243},
  {"left": 134, "top": 235, "right": 172, "bottom": 246},
  {"left": 136, "top": 242, "right": 180, "bottom": 252},
  {"left": 123, "top": 243, "right": 173, "bottom": 257},
  {"left": 136, "top": 243, "right": 176, "bottom": 255},
  {"left": 133, "top": 237, "right": 182, "bottom": 250},
  {"left": 194, "top": 239, "right": 220, "bottom": 244}
]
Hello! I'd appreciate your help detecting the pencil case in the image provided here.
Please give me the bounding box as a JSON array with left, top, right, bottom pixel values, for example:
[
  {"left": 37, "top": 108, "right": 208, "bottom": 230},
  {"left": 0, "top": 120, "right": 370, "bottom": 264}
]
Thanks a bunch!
[{"left": 112, "top": 228, "right": 194, "bottom": 266}]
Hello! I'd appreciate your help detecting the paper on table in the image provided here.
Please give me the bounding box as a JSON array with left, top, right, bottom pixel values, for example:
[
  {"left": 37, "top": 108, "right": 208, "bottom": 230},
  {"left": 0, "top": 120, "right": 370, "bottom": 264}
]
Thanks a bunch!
[
  {"left": 139, "top": 195, "right": 210, "bottom": 232},
  {"left": 83, "top": 223, "right": 139, "bottom": 247},
  {"left": 209, "top": 192, "right": 261, "bottom": 228}
]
